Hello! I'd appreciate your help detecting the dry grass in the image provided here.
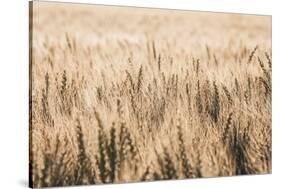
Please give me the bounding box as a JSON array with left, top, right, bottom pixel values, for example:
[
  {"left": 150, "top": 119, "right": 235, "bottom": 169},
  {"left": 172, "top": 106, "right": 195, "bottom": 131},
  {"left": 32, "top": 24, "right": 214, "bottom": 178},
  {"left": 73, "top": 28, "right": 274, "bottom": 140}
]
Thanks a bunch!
[{"left": 29, "top": 1, "right": 272, "bottom": 187}]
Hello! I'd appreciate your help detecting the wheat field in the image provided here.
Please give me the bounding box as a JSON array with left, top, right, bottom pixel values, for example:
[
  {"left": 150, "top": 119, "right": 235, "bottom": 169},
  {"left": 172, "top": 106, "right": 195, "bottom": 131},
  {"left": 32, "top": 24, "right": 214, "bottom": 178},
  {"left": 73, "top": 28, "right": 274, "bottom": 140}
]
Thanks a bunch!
[{"left": 29, "top": 1, "right": 272, "bottom": 188}]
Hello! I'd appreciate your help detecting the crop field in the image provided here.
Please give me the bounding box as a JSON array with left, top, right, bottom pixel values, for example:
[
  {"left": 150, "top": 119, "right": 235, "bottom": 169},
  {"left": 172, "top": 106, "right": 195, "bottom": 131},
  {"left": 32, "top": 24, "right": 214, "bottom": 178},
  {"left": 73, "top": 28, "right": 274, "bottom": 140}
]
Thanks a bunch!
[{"left": 29, "top": 1, "right": 272, "bottom": 187}]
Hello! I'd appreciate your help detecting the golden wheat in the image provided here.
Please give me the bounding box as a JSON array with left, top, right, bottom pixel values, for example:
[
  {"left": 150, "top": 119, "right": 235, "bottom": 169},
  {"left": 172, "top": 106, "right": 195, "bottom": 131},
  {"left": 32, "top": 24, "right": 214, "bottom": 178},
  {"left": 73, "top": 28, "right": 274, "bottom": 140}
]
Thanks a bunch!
[{"left": 29, "top": 2, "right": 272, "bottom": 187}]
